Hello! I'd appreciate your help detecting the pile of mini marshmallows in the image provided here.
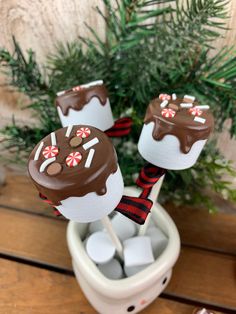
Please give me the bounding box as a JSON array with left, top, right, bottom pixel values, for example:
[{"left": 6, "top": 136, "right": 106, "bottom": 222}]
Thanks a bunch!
[{"left": 85, "top": 213, "right": 168, "bottom": 280}]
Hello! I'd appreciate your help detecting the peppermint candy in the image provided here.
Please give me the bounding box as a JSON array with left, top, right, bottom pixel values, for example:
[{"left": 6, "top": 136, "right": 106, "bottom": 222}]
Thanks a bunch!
[
  {"left": 76, "top": 127, "right": 91, "bottom": 138},
  {"left": 159, "top": 93, "right": 171, "bottom": 101},
  {"left": 42, "top": 146, "right": 59, "bottom": 159},
  {"left": 161, "top": 108, "right": 176, "bottom": 118},
  {"left": 72, "top": 85, "right": 83, "bottom": 92},
  {"left": 189, "top": 107, "right": 203, "bottom": 116},
  {"left": 66, "top": 152, "right": 82, "bottom": 167}
]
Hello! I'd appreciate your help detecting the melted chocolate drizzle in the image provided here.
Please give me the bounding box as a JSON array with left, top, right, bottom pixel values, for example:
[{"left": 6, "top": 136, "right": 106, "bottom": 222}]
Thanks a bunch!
[
  {"left": 55, "top": 85, "right": 108, "bottom": 116},
  {"left": 28, "top": 126, "right": 118, "bottom": 206},
  {"left": 144, "top": 97, "right": 214, "bottom": 154}
]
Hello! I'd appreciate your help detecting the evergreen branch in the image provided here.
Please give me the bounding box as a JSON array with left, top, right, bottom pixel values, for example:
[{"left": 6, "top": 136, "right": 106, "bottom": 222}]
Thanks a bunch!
[{"left": 0, "top": 37, "right": 48, "bottom": 98}]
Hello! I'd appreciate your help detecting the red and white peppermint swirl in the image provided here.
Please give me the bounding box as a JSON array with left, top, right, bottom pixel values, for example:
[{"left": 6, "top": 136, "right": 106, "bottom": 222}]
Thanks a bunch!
[
  {"left": 161, "top": 108, "right": 176, "bottom": 118},
  {"left": 189, "top": 107, "right": 203, "bottom": 116},
  {"left": 66, "top": 152, "right": 82, "bottom": 167},
  {"left": 42, "top": 146, "right": 59, "bottom": 159},
  {"left": 159, "top": 93, "right": 171, "bottom": 101},
  {"left": 72, "top": 85, "right": 83, "bottom": 92},
  {"left": 76, "top": 127, "right": 91, "bottom": 138}
]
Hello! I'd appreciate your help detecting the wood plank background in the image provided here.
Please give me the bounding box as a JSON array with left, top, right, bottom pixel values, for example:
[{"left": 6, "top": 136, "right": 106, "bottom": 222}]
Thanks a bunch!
[{"left": 0, "top": 0, "right": 236, "bottom": 174}]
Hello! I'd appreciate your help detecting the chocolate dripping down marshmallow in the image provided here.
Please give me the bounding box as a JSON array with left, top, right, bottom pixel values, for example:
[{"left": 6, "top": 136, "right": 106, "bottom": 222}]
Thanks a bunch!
[
  {"left": 144, "top": 94, "right": 214, "bottom": 154},
  {"left": 28, "top": 125, "right": 118, "bottom": 206}
]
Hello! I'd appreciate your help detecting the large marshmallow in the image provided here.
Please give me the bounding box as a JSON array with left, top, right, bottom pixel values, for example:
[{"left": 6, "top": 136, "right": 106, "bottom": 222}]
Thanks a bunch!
[
  {"left": 57, "top": 98, "right": 114, "bottom": 131},
  {"left": 56, "top": 167, "right": 124, "bottom": 223},
  {"left": 138, "top": 122, "right": 207, "bottom": 170}
]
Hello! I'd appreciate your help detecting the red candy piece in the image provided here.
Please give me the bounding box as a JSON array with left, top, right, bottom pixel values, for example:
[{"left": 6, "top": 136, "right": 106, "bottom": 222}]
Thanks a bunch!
[
  {"left": 76, "top": 127, "right": 91, "bottom": 138},
  {"left": 42, "top": 146, "right": 59, "bottom": 159},
  {"left": 66, "top": 152, "right": 82, "bottom": 167},
  {"left": 159, "top": 93, "right": 171, "bottom": 101},
  {"left": 189, "top": 107, "right": 203, "bottom": 116},
  {"left": 161, "top": 108, "right": 176, "bottom": 118}
]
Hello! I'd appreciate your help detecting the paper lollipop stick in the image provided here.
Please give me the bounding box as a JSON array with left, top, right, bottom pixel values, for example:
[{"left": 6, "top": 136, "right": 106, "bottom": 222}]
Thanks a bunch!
[{"left": 101, "top": 216, "right": 123, "bottom": 258}]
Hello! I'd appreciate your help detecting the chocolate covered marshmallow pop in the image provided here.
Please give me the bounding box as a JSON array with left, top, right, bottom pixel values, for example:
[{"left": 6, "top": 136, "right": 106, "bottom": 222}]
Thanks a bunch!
[
  {"left": 28, "top": 125, "right": 124, "bottom": 223},
  {"left": 137, "top": 93, "right": 214, "bottom": 235},
  {"left": 138, "top": 93, "right": 214, "bottom": 170},
  {"left": 55, "top": 80, "right": 114, "bottom": 131}
]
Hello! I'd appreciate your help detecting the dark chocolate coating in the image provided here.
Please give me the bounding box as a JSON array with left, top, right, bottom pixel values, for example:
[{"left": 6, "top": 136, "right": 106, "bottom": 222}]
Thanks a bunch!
[
  {"left": 144, "top": 97, "right": 214, "bottom": 154},
  {"left": 28, "top": 125, "right": 118, "bottom": 206},
  {"left": 55, "top": 85, "right": 108, "bottom": 115}
]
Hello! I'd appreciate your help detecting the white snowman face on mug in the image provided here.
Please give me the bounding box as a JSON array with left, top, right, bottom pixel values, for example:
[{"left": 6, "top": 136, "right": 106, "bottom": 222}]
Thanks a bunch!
[{"left": 119, "top": 272, "right": 171, "bottom": 313}]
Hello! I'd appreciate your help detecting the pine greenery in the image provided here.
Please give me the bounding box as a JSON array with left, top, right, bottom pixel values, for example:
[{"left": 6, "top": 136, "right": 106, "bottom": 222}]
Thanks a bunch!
[{"left": 1, "top": 0, "right": 236, "bottom": 211}]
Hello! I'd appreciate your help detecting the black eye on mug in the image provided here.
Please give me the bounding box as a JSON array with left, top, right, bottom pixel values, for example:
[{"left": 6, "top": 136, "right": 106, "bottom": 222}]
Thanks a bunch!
[
  {"left": 127, "top": 305, "right": 135, "bottom": 312},
  {"left": 162, "top": 277, "right": 168, "bottom": 285}
]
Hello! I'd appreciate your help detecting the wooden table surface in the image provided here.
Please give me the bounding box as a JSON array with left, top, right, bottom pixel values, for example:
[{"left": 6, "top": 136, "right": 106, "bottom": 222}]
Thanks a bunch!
[{"left": 0, "top": 172, "right": 235, "bottom": 314}]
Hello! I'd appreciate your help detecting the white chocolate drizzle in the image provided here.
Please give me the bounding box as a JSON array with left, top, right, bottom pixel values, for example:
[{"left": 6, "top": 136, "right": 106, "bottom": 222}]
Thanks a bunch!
[
  {"left": 194, "top": 117, "right": 206, "bottom": 124},
  {"left": 160, "top": 100, "right": 168, "bottom": 108},
  {"left": 34, "top": 142, "right": 44, "bottom": 161},
  {"left": 83, "top": 137, "right": 99, "bottom": 150},
  {"left": 40, "top": 157, "right": 56, "bottom": 173},
  {"left": 51, "top": 132, "right": 57, "bottom": 146},
  {"left": 65, "top": 125, "right": 73, "bottom": 137},
  {"left": 85, "top": 149, "right": 95, "bottom": 168}
]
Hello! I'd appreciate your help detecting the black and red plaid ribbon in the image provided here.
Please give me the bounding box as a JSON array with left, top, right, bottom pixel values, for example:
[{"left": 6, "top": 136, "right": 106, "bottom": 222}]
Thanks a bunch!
[
  {"left": 38, "top": 163, "right": 165, "bottom": 225},
  {"left": 136, "top": 163, "right": 166, "bottom": 199},
  {"left": 39, "top": 193, "right": 61, "bottom": 216},
  {"left": 115, "top": 163, "right": 166, "bottom": 224},
  {"left": 105, "top": 117, "right": 132, "bottom": 137}
]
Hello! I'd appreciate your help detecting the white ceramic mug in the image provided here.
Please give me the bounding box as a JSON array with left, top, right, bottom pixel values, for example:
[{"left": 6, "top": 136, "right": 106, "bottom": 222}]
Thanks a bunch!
[{"left": 67, "top": 186, "right": 181, "bottom": 314}]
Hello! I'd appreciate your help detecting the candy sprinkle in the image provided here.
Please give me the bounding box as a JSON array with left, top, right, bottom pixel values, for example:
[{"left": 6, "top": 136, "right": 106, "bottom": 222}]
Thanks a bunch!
[
  {"left": 34, "top": 142, "right": 44, "bottom": 161},
  {"left": 183, "top": 95, "right": 195, "bottom": 102},
  {"left": 76, "top": 127, "right": 91, "bottom": 138},
  {"left": 43, "top": 146, "right": 59, "bottom": 159},
  {"left": 83, "top": 137, "right": 99, "bottom": 150},
  {"left": 85, "top": 149, "right": 95, "bottom": 168},
  {"left": 194, "top": 117, "right": 206, "bottom": 124},
  {"left": 189, "top": 107, "right": 203, "bottom": 116},
  {"left": 194, "top": 105, "right": 210, "bottom": 110},
  {"left": 160, "top": 100, "right": 168, "bottom": 108},
  {"left": 159, "top": 94, "right": 171, "bottom": 101},
  {"left": 161, "top": 108, "right": 176, "bottom": 118},
  {"left": 66, "top": 152, "right": 82, "bottom": 167}
]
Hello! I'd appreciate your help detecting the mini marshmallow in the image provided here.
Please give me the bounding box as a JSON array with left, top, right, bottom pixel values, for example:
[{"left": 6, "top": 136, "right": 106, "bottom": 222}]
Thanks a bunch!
[
  {"left": 86, "top": 231, "right": 116, "bottom": 264},
  {"left": 98, "top": 258, "right": 124, "bottom": 280},
  {"left": 124, "top": 264, "right": 151, "bottom": 277},
  {"left": 123, "top": 236, "right": 154, "bottom": 267},
  {"left": 146, "top": 226, "right": 168, "bottom": 259},
  {"left": 111, "top": 213, "right": 137, "bottom": 242},
  {"left": 88, "top": 221, "right": 104, "bottom": 234}
]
